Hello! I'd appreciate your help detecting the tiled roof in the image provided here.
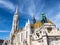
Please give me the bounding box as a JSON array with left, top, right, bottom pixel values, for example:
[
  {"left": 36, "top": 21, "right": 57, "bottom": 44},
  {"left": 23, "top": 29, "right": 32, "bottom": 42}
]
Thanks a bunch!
[{"left": 31, "top": 20, "right": 53, "bottom": 29}]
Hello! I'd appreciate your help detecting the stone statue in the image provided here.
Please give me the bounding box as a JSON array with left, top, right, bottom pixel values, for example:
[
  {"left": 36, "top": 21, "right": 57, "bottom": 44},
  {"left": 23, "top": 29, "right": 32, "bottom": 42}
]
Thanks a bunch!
[{"left": 41, "top": 13, "right": 48, "bottom": 24}]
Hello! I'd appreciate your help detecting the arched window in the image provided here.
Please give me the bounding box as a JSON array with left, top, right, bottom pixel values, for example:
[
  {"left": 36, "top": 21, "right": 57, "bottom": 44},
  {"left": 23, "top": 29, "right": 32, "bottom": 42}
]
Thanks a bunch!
[{"left": 47, "top": 27, "right": 52, "bottom": 33}]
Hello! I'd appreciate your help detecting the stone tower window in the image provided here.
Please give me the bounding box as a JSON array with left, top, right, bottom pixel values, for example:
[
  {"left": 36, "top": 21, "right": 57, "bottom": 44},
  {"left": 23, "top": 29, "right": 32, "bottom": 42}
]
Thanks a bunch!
[
  {"left": 21, "top": 33, "right": 23, "bottom": 41},
  {"left": 26, "top": 31, "right": 28, "bottom": 38}
]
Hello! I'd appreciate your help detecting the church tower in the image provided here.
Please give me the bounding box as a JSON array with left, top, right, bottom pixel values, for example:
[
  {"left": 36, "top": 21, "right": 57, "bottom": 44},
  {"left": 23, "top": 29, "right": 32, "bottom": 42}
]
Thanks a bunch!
[{"left": 11, "top": 7, "right": 19, "bottom": 34}]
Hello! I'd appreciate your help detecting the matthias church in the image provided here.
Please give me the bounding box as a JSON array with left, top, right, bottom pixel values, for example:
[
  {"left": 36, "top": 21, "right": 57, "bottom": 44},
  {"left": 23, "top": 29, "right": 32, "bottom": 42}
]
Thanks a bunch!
[{"left": 2, "top": 7, "right": 60, "bottom": 45}]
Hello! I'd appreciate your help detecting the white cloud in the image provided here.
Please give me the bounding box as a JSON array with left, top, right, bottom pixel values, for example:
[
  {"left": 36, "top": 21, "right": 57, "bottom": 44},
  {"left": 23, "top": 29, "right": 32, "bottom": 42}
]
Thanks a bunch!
[
  {"left": 0, "top": 0, "right": 15, "bottom": 12},
  {"left": 19, "top": 0, "right": 45, "bottom": 21},
  {"left": 52, "top": 12, "right": 60, "bottom": 29},
  {"left": 0, "top": 30, "right": 10, "bottom": 33}
]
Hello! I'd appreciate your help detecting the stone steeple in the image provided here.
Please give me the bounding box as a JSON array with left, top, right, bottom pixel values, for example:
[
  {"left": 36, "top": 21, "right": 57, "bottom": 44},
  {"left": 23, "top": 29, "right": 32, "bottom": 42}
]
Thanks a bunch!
[{"left": 11, "top": 7, "right": 19, "bottom": 34}]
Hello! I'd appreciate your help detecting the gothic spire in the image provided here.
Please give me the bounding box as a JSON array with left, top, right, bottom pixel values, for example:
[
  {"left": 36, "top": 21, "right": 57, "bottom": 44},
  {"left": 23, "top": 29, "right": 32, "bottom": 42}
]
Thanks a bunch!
[
  {"left": 11, "top": 6, "right": 19, "bottom": 34},
  {"left": 33, "top": 15, "right": 36, "bottom": 24},
  {"left": 15, "top": 6, "right": 18, "bottom": 15}
]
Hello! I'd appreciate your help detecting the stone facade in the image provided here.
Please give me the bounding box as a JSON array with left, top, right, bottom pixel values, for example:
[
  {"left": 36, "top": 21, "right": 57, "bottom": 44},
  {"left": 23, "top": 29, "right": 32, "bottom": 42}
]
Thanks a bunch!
[{"left": 2, "top": 8, "right": 60, "bottom": 45}]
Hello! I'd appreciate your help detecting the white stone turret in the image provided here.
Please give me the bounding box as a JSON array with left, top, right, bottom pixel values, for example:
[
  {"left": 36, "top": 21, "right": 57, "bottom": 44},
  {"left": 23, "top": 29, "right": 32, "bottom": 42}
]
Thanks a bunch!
[
  {"left": 9, "top": 7, "right": 19, "bottom": 45},
  {"left": 11, "top": 7, "right": 19, "bottom": 36}
]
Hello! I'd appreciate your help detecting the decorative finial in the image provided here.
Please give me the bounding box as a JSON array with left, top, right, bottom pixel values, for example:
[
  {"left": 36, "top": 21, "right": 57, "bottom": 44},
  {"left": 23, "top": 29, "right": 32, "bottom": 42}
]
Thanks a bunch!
[
  {"left": 27, "top": 19, "right": 30, "bottom": 24},
  {"left": 33, "top": 15, "right": 36, "bottom": 24}
]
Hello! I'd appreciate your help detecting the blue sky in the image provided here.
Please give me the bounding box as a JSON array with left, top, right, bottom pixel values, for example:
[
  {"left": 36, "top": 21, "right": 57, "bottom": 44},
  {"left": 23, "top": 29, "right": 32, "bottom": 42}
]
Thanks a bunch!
[{"left": 0, "top": 0, "right": 60, "bottom": 40}]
